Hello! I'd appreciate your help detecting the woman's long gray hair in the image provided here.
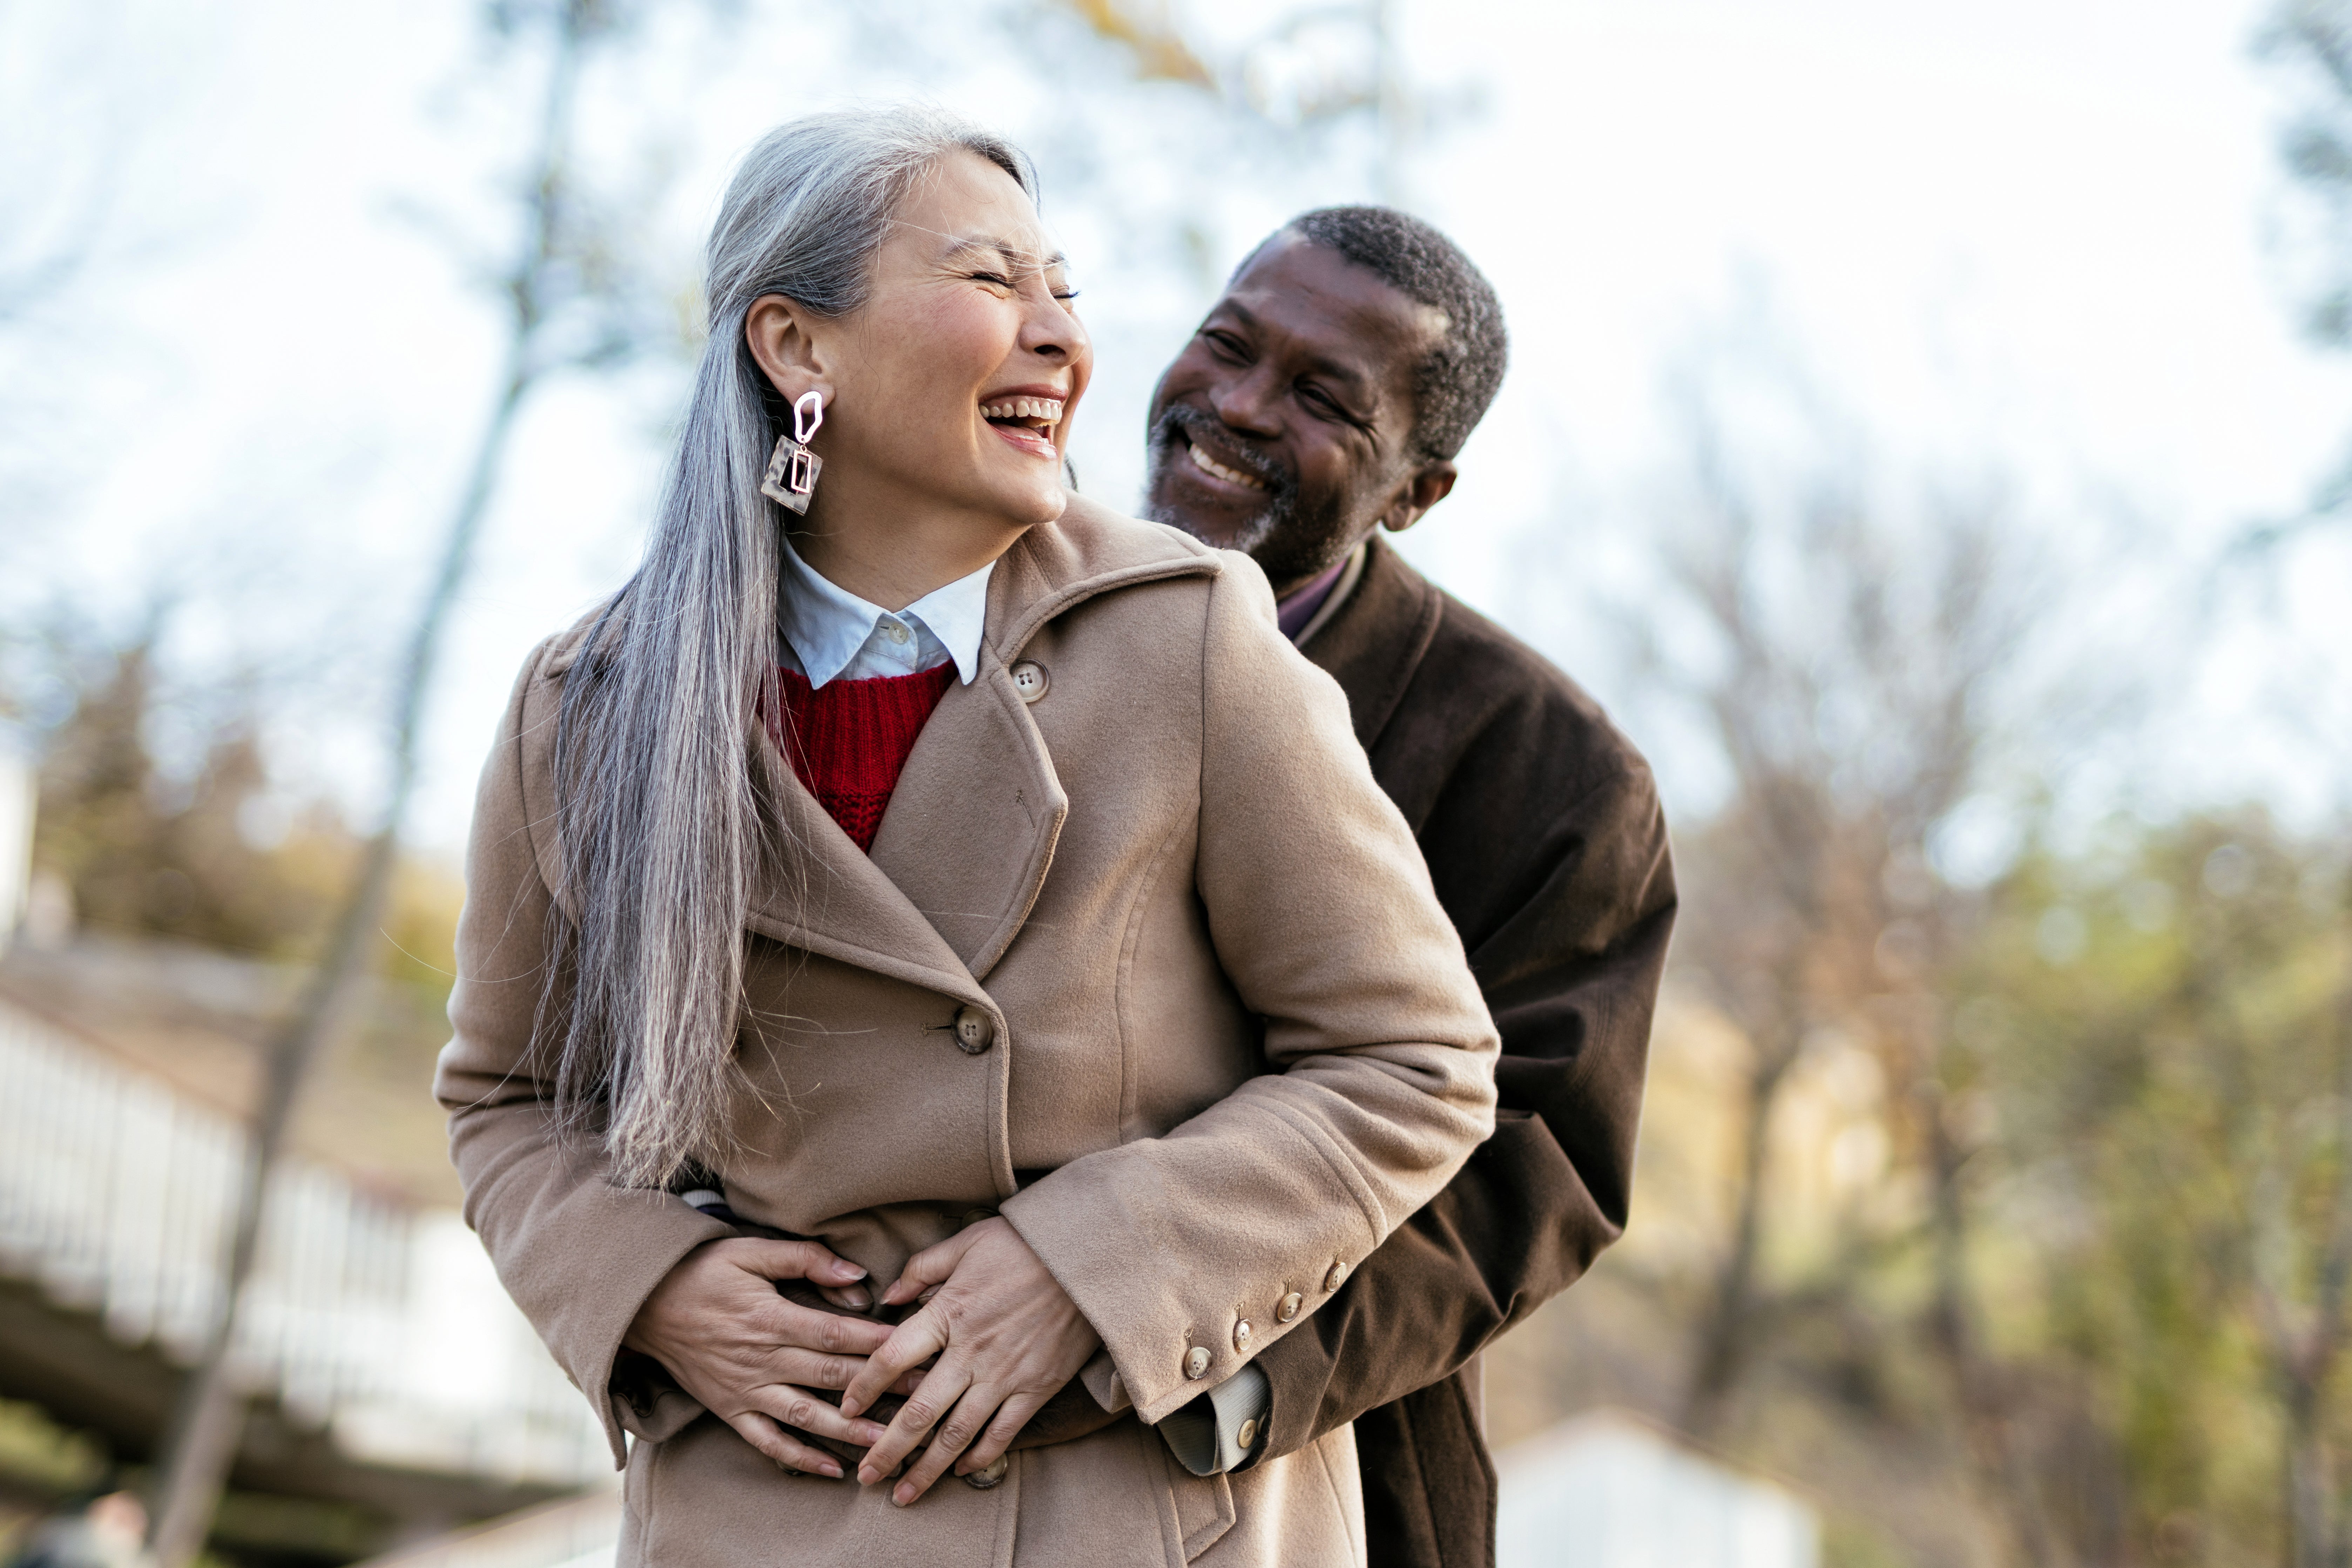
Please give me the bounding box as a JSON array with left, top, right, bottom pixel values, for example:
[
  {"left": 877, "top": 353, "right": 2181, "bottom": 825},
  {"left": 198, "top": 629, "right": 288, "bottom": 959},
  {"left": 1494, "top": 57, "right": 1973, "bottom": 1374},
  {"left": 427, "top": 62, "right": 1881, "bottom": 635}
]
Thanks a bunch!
[{"left": 548, "top": 107, "right": 1037, "bottom": 1189}]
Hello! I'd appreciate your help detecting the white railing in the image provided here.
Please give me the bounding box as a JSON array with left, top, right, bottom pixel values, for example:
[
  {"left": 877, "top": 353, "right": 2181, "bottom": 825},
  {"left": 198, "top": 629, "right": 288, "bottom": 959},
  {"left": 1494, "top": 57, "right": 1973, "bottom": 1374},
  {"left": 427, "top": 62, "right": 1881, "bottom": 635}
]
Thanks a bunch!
[{"left": 0, "top": 996, "right": 608, "bottom": 1488}]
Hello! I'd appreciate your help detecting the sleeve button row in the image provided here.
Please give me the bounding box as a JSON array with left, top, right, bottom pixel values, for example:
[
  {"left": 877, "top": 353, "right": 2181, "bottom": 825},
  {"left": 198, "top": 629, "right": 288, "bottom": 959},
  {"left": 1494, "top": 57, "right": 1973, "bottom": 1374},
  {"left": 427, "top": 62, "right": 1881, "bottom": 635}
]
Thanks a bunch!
[{"left": 1184, "top": 1345, "right": 1212, "bottom": 1380}]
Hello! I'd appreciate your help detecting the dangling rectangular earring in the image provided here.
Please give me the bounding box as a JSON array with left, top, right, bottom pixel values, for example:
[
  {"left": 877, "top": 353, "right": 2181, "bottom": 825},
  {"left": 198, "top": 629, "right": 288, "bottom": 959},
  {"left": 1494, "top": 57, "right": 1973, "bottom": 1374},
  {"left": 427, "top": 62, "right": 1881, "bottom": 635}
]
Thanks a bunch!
[{"left": 761, "top": 389, "right": 825, "bottom": 515}]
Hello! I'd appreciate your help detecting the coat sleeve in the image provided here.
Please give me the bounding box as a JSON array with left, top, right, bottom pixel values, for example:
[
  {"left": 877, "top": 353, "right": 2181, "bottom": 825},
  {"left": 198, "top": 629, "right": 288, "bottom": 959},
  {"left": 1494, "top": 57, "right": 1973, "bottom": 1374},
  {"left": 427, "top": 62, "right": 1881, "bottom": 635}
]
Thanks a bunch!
[
  {"left": 1245, "top": 732, "right": 1676, "bottom": 1465},
  {"left": 999, "top": 559, "right": 1500, "bottom": 1426},
  {"left": 433, "top": 641, "right": 733, "bottom": 1467}
]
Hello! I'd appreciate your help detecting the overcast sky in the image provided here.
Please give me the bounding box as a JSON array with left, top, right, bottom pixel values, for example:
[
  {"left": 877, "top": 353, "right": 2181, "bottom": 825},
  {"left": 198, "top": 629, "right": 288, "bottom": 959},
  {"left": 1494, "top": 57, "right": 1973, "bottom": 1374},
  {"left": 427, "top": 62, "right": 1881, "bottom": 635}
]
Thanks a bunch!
[{"left": 12, "top": 0, "right": 2351, "bottom": 852}]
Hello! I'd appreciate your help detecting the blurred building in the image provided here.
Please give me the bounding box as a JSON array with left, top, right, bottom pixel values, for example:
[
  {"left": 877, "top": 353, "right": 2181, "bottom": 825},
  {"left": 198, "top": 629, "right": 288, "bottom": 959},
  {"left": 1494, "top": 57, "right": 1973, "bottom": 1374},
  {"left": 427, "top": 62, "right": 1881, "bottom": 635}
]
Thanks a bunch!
[
  {"left": 0, "top": 761, "right": 605, "bottom": 1566},
  {"left": 1496, "top": 1411, "right": 1818, "bottom": 1568}
]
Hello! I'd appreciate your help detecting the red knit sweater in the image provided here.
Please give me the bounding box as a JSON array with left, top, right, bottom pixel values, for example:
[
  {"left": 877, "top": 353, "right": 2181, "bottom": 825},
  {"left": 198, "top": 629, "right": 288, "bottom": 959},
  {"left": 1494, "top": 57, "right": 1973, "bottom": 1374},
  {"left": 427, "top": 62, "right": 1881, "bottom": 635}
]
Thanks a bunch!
[{"left": 767, "top": 663, "right": 956, "bottom": 851}]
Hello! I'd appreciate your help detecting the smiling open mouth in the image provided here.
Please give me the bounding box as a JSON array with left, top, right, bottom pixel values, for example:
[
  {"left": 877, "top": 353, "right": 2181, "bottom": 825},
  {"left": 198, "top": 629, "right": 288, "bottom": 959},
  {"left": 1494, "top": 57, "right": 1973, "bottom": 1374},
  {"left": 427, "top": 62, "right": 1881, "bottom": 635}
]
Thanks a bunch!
[
  {"left": 1188, "top": 441, "right": 1266, "bottom": 491},
  {"left": 982, "top": 396, "right": 1064, "bottom": 433}
]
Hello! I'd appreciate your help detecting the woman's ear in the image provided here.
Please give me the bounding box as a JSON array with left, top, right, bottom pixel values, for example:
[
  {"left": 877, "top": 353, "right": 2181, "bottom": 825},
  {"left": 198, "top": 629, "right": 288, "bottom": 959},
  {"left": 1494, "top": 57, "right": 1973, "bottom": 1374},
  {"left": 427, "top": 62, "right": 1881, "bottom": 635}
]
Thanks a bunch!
[{"left": 745, "top": 294, "right": 835, "bottom": 407}]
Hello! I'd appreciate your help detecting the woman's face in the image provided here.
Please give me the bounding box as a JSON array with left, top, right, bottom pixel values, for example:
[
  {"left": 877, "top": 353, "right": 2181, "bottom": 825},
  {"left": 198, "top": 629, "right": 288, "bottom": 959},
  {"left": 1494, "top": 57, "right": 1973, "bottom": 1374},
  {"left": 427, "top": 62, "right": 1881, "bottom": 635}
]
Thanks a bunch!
[{"left": 751, "top": 150, "right": 1090, "bottom": 535}]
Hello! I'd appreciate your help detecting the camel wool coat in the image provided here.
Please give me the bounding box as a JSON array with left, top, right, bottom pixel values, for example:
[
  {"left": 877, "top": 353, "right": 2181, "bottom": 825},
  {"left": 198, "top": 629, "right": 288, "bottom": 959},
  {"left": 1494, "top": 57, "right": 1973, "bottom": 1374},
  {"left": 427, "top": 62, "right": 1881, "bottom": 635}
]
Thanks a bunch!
[{"left": 434, "top": 496, "right": 1501, "bottom": 1568}]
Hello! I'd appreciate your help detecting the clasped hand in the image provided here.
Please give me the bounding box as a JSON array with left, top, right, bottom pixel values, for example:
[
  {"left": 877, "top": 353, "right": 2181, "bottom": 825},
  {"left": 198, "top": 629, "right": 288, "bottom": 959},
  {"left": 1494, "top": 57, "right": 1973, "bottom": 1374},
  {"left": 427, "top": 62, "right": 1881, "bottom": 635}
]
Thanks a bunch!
[
  {"left": 622, "top": 1238, "right": 909, "bottom": 1478},
  {"left": 624, "top": 1219, "right": 1101, "bottom": 1505}
]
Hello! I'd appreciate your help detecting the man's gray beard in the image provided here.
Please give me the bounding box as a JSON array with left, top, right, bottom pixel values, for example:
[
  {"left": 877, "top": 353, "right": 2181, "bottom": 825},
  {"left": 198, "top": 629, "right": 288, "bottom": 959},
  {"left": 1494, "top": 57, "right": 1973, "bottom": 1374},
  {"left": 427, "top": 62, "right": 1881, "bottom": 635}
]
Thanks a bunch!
[
  {"left": 1142, "top": 462, "right": 1288, "bottom": 553},
  {"left": 1141, "top": 408, "right": 1295, "bottom": 552}
]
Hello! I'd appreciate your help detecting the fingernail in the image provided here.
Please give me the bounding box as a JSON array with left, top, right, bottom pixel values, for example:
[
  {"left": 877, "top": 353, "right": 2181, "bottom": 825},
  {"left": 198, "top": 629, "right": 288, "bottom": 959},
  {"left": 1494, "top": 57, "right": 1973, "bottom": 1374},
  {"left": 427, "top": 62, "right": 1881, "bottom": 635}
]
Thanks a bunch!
[
  {"left": 858, "top": 1465, "right": 878, "bottom": 1486},
  {"left": 818, "top": 1461, "right": 843, "bottom": 1479},
  {"left": 835, "top": 1261, "right": 868, "bottom": 1280},
  {"left": 858, "top": 1424, "right": 886, "bottom": 1443},
  {"left": 893, "top": 1483, "right": 915, "bottom": 1506},
  {"left": 840, "top": 1286, "right": 871, "bottom": 1308},
  {"left": 839, "top": 1397, "right": 861, "bottom": 1418}
]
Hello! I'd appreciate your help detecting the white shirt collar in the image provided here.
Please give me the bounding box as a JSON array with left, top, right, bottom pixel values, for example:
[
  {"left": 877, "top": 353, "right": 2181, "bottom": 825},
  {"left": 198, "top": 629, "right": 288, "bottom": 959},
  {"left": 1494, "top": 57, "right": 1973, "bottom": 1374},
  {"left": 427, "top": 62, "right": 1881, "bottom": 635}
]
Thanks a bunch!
[{"left": 778, "top": 535, "right": 993, "bottom": 690}]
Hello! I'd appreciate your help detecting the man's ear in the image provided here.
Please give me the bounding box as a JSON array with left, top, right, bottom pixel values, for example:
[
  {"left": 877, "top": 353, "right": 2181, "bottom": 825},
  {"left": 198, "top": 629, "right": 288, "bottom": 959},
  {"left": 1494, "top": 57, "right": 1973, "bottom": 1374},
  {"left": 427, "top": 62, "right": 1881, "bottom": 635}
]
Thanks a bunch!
[
  {"left": 745, "top": 293, "right": 835, "bottom": 407},
  {"left": 1378, "top": 462, "right": 1459, "bottom": 535}
]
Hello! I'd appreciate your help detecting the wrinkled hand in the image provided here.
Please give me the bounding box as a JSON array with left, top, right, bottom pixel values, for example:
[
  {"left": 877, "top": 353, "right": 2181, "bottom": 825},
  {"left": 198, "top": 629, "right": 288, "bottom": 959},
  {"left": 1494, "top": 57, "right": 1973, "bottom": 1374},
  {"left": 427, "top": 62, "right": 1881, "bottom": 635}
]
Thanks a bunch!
[
  {"left": 840, "top": 1217, "right": 1101, "bottom": 1505},
  {"left": 624, "top": 1238, "right": 917, "bottom": 1478}
]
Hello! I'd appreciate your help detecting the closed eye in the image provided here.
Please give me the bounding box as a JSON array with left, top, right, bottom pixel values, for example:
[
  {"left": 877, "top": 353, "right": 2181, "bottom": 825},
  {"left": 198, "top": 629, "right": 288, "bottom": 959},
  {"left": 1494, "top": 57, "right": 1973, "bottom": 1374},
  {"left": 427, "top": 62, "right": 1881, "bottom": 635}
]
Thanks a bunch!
[{"left": 1299, "top": 383, "right": 1367, "bottom": 428}]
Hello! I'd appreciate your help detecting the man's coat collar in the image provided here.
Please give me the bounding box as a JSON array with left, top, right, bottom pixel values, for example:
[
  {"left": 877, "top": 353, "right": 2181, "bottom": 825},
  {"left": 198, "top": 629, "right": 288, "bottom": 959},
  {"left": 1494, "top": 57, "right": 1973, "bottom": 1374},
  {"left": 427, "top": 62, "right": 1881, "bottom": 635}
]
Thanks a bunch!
[{"left": 1298, "top": 534, "right": 1445, "bottom": 753}]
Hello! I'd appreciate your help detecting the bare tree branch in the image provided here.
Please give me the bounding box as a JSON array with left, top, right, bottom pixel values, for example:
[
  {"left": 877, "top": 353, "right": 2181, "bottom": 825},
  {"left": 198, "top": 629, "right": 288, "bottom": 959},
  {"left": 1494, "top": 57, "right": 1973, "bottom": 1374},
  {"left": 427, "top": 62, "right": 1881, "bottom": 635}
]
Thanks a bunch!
[{"left": 142, "top": 4, "right": 675, "bottom": 1559}]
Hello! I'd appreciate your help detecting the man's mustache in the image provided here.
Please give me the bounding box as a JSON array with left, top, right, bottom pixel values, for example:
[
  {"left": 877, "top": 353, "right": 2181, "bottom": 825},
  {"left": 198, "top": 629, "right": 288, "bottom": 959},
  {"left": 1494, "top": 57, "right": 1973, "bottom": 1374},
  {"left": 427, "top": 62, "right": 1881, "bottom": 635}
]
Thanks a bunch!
[{"left": 1150, "top": 405, "right": 1296, "bottom": 499}]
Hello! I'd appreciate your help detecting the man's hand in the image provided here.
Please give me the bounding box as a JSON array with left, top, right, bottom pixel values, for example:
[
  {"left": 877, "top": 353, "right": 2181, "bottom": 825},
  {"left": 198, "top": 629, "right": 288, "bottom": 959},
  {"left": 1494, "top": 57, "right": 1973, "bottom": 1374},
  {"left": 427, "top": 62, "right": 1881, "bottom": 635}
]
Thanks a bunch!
[
  {"left": 624, "top": 1237, "right": 914, "bottom": 1478},
  {"left": 839, "top": 1218, "right": 1101, "bottom": 1505}
]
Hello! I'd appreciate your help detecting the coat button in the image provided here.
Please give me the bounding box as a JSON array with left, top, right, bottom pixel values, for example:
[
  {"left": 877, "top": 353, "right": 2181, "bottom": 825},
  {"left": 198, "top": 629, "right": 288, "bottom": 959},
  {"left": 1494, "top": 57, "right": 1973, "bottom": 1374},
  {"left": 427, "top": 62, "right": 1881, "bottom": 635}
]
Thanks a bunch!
[
  {"left": 952, "top": 1006, "right": 996, "bottom": 1054},
  {"left": 1236, "top": 1418, "right": 1259, "bottom": 1451},
  {"left": 1323, "top": 1261, "right": 1349, "bottom": 1292},
  {"left": 1183, "top": 1345, "right": 1211, "bottom": 1380},
  {"left": 1010, "top": 660, "right": 1050, "bottom": 702},
  {"left": 1232, "top": 1320, "right": 1252, "bottom": 1351},
  {"left": 962, "top": 1453, "right": 1010, "bottom": 1489},
  {"left": 1276, "top": 1292, "right": 1303, "bottom": 1323}
]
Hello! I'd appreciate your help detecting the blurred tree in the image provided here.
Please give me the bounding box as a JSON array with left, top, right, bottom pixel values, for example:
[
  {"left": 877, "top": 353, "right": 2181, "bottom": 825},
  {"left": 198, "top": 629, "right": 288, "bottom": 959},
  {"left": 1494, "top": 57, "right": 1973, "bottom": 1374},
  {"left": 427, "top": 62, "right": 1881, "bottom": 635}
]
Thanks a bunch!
[
  {"left": 1052, "top": 0, "right": 1215, "bottom": 85},
  {"left": 1961, "top": 813, "right": 2352, "bottom": 1567},
  {"left": 1618, "top": 340, "right": 2103, "bottom": 1564},
  {"left": 0, "top": 1, "right": 152, "bottom": 330},
  {"left": 0, "top": 0, "right": 176, "bottom": 543},
  {"left": 19, "top": 613, "right": 457, "bottom": 974},
  {"left": 143, "top": 1, "right": 695, "bottom": 1561},
  {"left": 1498, "top": 334, "right": 2352, "bottom": 1560},
  {"left": 1043, "top": 0, "right": 1454, "bottom": 237},
  {"left": 2259, "top": 0, "right": 2352, "bottom": 542}
]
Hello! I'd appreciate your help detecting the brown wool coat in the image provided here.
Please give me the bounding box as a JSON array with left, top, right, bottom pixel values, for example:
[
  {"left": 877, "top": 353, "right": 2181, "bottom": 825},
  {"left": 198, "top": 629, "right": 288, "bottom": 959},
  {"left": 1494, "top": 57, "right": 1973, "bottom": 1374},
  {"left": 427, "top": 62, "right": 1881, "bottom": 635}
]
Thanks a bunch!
[
  {"left": 1252, "top": 537, "right": 1677, "bottom": 1568},
  {"left": 434, "top": 498, "right": 1500, "bottom": 1568}
]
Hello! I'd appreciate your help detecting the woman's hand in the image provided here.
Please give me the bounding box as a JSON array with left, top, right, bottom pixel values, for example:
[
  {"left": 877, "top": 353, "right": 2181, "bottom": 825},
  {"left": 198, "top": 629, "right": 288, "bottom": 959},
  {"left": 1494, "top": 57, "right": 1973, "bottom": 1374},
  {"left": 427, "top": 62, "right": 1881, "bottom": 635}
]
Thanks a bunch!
[
  {"left": 624, "top": 1237, "right": 912, "bottom": 1478},
  {"left": 840, "top": 1217, "right": 1101, "bottom": 1505}
]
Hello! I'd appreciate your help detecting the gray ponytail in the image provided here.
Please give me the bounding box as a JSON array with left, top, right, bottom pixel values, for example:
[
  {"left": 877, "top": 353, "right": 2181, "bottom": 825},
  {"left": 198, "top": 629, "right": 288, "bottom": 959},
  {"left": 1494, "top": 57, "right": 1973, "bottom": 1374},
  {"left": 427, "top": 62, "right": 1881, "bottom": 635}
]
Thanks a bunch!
[{"left": 548, "top": 107, "right": 1037, "bottom": 1189}]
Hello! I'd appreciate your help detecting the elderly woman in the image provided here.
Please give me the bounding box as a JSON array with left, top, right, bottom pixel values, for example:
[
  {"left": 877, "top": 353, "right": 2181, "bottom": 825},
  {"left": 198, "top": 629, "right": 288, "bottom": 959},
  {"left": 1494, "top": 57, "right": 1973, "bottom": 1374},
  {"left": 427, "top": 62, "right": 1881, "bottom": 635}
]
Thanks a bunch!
[{"left": 434, "top": 107, "right": 1496, "bottom": 1567}]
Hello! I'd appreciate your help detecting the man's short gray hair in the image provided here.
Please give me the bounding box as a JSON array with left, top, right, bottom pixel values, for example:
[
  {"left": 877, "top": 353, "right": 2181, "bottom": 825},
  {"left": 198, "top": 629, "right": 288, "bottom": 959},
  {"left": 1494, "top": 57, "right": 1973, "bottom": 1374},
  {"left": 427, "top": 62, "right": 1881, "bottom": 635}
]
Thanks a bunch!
[{"left": 1250, "top": 206, "right": 1508, "bottom": 464}]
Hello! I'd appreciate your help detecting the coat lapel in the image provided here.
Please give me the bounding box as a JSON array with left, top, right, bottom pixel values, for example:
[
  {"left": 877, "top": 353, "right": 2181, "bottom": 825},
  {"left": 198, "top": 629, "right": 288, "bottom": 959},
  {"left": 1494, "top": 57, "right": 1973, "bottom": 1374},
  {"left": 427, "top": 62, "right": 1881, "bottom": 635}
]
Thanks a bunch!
[
  {"left": 868, "top": 496, "right": 1222, "bottom": 981},
  {"left": 865, "top": 650, "right": 1066, "bottom": 980},
  {"left": 1300, "top": 535, "right": 1444, "bottom": 752},
  {"left": 740, "top": 724, "right": 991, "bottom": 1006},
  {"left": 532, "top": 497, "right": 1226, "bottom": 1001},
  {"left": 511, "top": 647, "right": 984, "bottom": 1001}
]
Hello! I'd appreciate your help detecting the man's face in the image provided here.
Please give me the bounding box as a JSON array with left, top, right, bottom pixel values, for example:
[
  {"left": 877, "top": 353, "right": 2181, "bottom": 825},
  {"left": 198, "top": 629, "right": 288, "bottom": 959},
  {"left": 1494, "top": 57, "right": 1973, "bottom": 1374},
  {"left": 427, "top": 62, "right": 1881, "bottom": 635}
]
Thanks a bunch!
[{"left": 1142, "top": 234, "right": 1449, "bottom": 593}]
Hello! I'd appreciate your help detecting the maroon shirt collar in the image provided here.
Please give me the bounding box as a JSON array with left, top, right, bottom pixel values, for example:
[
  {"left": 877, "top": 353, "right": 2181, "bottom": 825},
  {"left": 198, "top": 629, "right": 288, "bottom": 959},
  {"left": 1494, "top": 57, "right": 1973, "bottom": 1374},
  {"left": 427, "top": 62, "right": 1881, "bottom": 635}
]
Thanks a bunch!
[{"left": 1275, "top": 555, "right": 1352, "bottom": 643}]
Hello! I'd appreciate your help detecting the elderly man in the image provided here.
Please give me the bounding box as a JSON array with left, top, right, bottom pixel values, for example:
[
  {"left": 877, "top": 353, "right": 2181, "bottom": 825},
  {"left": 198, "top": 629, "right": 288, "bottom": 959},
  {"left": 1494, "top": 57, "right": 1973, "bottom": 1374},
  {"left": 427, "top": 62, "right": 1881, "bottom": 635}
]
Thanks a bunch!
[{"left": 1140, "top": 209, "right": 1677, "bottom": 1568}]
